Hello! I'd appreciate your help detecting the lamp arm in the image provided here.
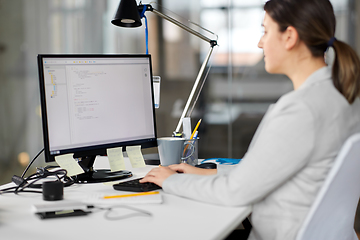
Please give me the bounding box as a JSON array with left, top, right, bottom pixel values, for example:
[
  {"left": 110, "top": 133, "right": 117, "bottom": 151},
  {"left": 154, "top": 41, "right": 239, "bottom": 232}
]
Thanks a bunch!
[
  {"left": 139, "top": 4, "right": 217, "bottom": 135},
  {"left": 152, "top": 9, "right": 216, "bottom": 45},
  {"left": 174, "top": 46, "right": 214, "bottom": 134},
  {"left": 141, "top": 4, "right": 217, "bottom": 47}
]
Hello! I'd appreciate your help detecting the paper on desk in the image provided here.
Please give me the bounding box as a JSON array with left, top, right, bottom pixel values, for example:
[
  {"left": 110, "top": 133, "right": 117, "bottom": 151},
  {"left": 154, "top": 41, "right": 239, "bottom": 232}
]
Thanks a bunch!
[
  {"left": 32, "top": 201, "right": 88, "bottom": 213},
  {"left": 55, "top": 154, "right": 84, "bottom": 176},
  {"left": 107, "top": 147, "right": 126, "bottom": 172},
  {"left": 126, "top": 145, "right": 146, "bottom": 168},
  {"left": 83, "top": 191, "right": 163, "bottom": 205}
]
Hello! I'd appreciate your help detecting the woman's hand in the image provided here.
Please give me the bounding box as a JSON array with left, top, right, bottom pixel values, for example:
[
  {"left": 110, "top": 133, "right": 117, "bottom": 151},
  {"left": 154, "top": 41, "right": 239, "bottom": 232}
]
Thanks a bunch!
[
  {"left": 168, "top": 163, "right": 217, "bottom": 175},
  {"left": 140, "top": 163, "right": 217, "bottom": 187},
  {"left": 139, "top": 166, "right": 177, "bottom": 187}
]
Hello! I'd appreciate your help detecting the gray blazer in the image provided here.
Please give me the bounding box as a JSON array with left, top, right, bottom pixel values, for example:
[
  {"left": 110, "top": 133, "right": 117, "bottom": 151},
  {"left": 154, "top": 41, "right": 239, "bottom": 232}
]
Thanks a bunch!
[{"left": 163, "top": 67, "right": 360, "bottom": 240}]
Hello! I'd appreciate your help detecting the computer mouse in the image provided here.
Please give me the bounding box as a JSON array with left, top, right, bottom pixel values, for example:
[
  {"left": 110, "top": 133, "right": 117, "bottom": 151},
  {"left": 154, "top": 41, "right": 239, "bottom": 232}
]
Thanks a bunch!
[{"left": 195, "top": 162, "right": 217, "bottom": 169}]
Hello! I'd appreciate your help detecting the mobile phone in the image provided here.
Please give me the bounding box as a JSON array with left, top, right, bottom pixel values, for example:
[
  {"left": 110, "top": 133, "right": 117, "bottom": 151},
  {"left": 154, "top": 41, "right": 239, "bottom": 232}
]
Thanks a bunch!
[{"left": 36, "top": 209, "right": 90, "bottom": 219}]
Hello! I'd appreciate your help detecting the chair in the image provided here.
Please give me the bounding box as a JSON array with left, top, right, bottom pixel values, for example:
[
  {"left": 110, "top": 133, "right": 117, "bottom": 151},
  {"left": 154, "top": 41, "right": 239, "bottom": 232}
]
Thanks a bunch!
[{"left": 296, "top": 133, "right": 360, "bottom": 240}]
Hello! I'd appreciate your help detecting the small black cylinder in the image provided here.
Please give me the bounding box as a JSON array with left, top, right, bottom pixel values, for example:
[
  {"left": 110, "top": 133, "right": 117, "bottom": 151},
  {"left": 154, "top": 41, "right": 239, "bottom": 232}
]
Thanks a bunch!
[{"left": 42, "top": 181, "right": 64, "bottom": 201}]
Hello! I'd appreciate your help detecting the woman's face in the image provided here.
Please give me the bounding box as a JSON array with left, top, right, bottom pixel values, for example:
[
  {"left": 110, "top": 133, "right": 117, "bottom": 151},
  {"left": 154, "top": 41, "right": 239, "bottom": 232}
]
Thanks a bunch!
[{"left": 258, "top": 13, "right": 288, "bottom": 74}]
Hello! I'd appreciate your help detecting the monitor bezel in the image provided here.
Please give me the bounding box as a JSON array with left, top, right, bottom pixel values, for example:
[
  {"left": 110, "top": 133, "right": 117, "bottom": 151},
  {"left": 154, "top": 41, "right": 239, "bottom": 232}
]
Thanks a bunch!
[{"left": 38, "top": 54, "right": 158, "bottom": 163}]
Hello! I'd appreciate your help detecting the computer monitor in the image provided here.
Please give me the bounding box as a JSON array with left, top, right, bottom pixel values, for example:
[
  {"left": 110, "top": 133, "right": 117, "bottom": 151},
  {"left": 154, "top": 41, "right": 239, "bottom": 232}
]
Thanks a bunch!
[{"left": 37, "top": 54, "right": 157, "bottom": 183}]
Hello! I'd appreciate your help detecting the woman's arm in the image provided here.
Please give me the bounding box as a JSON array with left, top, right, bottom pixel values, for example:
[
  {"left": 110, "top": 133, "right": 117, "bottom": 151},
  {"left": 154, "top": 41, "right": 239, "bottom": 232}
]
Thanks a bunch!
[
  {"left": 140, "top": 163, "right": 217, "bottom": 187},
  {"left": 169, "top": 163, "right": 217, "bottom": 175},
  {"left": 159, "top": 100, "right": 315, "bottom": 206}
]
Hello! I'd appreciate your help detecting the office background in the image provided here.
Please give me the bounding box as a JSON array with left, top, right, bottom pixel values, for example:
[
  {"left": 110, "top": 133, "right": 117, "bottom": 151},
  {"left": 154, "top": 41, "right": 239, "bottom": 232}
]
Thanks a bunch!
[{"left": 0, "top": 0, "right": 359, "bottom": 231}]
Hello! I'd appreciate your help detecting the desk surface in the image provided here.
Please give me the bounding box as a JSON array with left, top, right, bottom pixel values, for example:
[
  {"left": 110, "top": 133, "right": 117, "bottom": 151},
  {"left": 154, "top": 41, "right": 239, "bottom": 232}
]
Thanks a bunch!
[{"left": 0, "top": 157, "right": 252, "bottom": 240}]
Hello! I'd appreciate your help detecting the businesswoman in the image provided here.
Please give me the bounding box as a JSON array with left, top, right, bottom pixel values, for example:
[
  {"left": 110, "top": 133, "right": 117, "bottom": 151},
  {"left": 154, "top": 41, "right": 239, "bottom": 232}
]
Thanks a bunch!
[{"left": 141, "top": 0, "right": 360, "bottom": 239}]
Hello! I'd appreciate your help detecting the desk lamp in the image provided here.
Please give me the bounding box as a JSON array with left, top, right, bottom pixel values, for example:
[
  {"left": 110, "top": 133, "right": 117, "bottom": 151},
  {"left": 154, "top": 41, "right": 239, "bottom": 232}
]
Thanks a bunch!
[{"left": 111, "top": 0, "right": 218, "bottom": 136}]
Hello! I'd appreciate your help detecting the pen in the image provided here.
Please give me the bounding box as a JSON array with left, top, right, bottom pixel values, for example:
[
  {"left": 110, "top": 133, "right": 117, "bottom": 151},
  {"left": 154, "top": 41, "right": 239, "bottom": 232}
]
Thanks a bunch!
[
  {"left": 103, "top": 191, "right": 160, "bottom": 199},
  {"left": 183, "top": 119, "right": 201, "bottom": 157},
  {"left": 190, "top": 119, "right": 202, "bottom": 140},
  {"left": 183, "top": 131, "right": 198, "bottom": 158},
  {"left": 192, "top": 131, "right": 198, "bottom": 141}
]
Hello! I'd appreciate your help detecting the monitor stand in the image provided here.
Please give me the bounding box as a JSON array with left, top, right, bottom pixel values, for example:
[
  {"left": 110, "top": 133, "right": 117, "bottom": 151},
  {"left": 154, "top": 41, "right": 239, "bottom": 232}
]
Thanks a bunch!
[
  {"left": 74, "top": 156, "right": 132, "bottom": 183},
  {"left": 143, "top": 153, "right": 160, "bottom": 165}
]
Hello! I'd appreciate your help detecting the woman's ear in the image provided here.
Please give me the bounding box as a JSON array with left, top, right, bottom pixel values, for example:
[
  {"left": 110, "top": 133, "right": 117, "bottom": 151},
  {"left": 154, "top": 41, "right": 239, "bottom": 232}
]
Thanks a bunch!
[{"left": 284, "top": 26, "right": 299, "bottom": 50}]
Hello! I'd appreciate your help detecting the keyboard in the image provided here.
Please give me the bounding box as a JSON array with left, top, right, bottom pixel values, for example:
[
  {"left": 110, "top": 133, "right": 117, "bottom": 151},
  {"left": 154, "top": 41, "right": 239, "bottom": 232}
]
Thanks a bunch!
[{"left": 113, "top": 178, "right": 162, "bottom": 192}]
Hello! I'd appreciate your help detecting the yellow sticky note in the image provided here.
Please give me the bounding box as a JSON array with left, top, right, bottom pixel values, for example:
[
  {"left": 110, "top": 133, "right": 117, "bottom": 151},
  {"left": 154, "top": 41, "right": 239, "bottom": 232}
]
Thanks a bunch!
[
  {"left": 107, "top": 147, "right": 126, "bottom": 172},
  {"left": 126, "top": 145, "right": 146, "bottom": 168},
  {"left": 55, "top": 154, "right": 84, "bottom": 176}
]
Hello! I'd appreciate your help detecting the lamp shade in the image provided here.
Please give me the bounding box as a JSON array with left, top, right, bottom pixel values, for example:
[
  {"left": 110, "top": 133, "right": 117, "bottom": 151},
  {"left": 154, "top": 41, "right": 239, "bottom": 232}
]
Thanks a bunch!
[{"left": 111, "top": 0, "right": 142, "bottom": 27}]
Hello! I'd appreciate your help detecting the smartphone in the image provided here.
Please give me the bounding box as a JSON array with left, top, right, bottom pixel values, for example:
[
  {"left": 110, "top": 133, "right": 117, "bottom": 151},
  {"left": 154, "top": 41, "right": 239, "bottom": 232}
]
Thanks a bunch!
[{"left": 36, "top": 209, "right": 90, "bottom": 219}]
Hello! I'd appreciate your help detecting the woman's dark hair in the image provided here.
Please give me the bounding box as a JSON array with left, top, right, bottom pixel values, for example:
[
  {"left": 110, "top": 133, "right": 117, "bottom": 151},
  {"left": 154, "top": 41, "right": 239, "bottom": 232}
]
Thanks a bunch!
[{"left": 264, "top": 0, "right": 360, "bottom": 104}]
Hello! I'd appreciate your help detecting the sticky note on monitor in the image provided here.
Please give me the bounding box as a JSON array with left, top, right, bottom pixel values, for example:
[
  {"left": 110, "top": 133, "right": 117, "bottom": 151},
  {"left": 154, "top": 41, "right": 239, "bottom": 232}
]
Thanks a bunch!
[
  {"left": 107, "top": 147, "right": 126, "bottom": 172},
  {"left": 55, "top": 154, "right": 84, "bottom": 176},
  {"left": 126, "top": 145, "right": 146, "bottom": 168}
]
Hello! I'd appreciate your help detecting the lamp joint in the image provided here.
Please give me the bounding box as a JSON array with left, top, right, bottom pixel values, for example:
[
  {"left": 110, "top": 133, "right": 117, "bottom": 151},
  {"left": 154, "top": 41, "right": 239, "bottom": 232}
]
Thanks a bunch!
[
  {"left": 210, "top": 40, "right": 218, "bottom": 47},
  {"left": 138, "top": 4, "right": 153, "bottom": 13}
]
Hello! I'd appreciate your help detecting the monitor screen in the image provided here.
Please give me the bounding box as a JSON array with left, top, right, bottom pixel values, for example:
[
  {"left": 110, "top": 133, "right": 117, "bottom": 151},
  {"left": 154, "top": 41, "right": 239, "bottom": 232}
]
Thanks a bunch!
[{"left": 37, "top": 54, "right": 157, "bottom": 182}]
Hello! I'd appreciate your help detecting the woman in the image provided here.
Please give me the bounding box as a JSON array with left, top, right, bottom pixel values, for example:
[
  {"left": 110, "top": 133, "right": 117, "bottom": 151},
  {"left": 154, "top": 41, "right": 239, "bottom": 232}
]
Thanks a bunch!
[{"left": 141, "top": 0, "right": 360, "bottom": 239}]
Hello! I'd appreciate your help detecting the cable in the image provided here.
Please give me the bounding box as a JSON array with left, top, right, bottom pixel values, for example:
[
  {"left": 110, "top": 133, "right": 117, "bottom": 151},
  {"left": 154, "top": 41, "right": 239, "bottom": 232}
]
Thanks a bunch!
[
  {"left": 0, "top": 189, "right": 42, "bottom": 194},
  {"left": 91, "top": 205, "right": 153, "bottom": 221},
  {"left": 11, "top": 147, "right": 73, "bottom": 191},
  {"left": 21, "top": 148, "right": 44, "bottom": 178},
  {"left": 9, "top": 148, "right": 46, "bottom": 192},
  {"left": 1, "top": 165, "right": 73, "bottom": 195},
  {"left": 140, "top": 5, "right": 149, "bottom": 54},
  {"left": 0, "top": 186, "right": 17, "bottom": 193}
]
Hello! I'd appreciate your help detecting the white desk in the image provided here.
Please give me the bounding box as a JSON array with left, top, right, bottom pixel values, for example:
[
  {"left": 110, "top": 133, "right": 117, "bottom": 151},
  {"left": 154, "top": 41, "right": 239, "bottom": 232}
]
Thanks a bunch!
[{"left": 0, "top": 157, "right": 252, "bottom": 240}]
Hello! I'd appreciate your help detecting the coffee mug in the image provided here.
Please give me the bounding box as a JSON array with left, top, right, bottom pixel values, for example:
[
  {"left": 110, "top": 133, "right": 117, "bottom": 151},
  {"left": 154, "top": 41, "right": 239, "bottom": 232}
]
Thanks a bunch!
[{"left": 157, "top": 137, "right": 185, "bottom": 166}]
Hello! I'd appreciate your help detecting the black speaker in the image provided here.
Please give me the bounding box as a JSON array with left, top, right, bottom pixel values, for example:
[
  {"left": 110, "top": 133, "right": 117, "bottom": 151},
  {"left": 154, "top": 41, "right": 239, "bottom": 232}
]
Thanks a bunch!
[{"left": 42, "top": 181, "right": 64, "bottom": 201}]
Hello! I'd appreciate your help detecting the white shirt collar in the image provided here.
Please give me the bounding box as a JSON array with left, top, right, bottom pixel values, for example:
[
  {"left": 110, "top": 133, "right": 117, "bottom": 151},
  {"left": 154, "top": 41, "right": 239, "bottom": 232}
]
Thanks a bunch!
[{"left": 298, "top": 66, "right": 332, "bottom": 90}]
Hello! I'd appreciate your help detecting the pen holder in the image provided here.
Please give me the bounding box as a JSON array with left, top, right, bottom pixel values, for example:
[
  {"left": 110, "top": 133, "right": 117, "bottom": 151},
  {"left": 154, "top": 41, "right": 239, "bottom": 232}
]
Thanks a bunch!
[{"left": 181, "top": 138, "right": 199, "bottom": 166}]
